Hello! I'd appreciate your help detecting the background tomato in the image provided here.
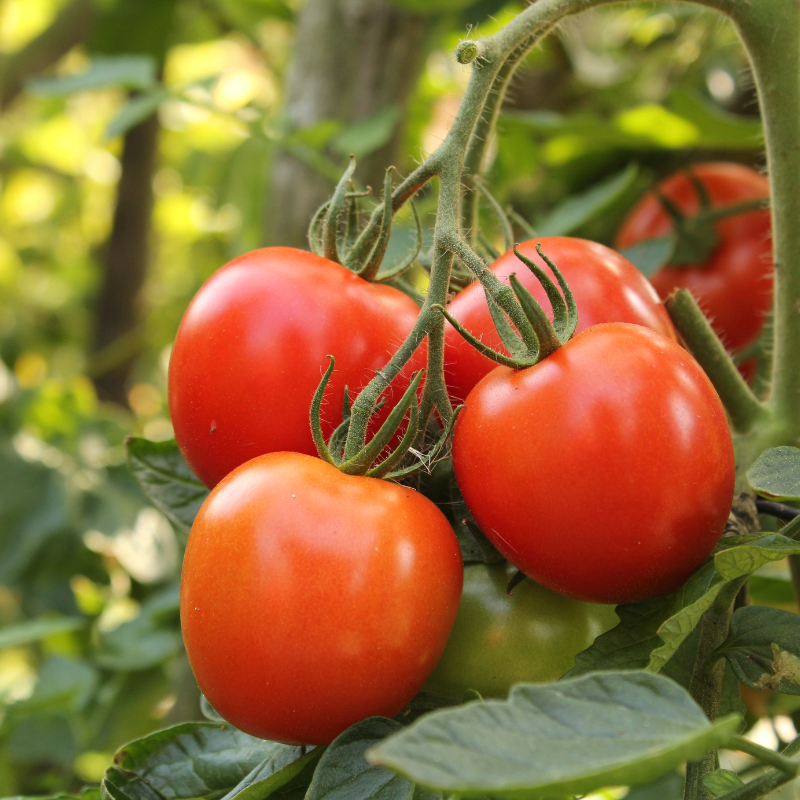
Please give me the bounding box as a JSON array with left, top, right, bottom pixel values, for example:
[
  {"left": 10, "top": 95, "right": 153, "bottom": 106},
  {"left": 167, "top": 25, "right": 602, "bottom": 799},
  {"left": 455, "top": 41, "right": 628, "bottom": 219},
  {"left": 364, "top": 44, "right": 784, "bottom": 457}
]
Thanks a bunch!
[
  {"left": 168, "top": 247, "right": 425, "bottom": 488},
  {"left": 424, "top": 561, "right": 618, "bottom": 699},
  {"left": 180, "top": 451, "right": 463, "bottom": 746},
  {"left": 453, "top": 323, "right": 735, "bottom": 605},
  {"left": 616, "top": 162, "right": 771, "bottom": 355},
  {"left": 443, "top": 236, "right": 676, "bottom": 402}
]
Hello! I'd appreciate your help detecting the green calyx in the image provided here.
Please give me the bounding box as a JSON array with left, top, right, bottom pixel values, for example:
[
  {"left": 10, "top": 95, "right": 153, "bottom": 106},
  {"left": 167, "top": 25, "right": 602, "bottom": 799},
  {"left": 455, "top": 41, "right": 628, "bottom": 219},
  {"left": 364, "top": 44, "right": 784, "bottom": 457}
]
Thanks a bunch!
[
  {"left": 653, "top": 169, "right": 768, "bottom": 268},
  {"left": 307, "top": 156, "right": 423, "bottom": 282},
  {"left": 310, "top": 355, "right": 463, "bottom": 480},
  {"left": 437, "top": 243, "right": 578, "bottom": 371}
]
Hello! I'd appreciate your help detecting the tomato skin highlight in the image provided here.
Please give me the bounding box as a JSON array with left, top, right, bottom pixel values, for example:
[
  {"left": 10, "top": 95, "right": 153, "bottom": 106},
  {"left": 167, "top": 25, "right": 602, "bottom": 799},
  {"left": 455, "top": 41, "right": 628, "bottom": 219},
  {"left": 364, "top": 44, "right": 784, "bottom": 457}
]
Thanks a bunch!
[
  {"left": 180, "top": 452, "right": 463, "bottom": 746},
  {"left": 452, "top": 323, "right": 735, "bottom": 605},
  {"left": 168, "top": 247, "right": 425, "bottom": 488},
  {"left": 425, "top": 561, "right": 618, "bottom": 699},
  {"left": 616, "top": 162, "right": 772, "bottom": 354},
  {"left": 444, "top": 236, "right": 677, "bottom": 403}
]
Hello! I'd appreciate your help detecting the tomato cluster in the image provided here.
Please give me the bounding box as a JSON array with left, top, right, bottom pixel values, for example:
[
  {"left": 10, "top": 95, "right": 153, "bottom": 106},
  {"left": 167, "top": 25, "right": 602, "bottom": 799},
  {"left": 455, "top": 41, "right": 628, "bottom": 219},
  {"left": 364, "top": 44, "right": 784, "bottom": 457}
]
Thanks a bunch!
[{"left": 172, "top": 222, "right": 737, "bottom": 745}]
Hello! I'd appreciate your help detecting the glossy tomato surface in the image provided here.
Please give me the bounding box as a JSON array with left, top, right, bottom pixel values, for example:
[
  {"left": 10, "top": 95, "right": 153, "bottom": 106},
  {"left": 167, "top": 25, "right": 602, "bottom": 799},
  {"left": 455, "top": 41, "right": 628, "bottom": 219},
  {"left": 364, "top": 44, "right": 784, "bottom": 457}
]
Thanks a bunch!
[
  {"left": 169, "top": 247, "right": 424, "bottom": 488},
  {"left": 425, "top": 561, "right": 618, "bottom": 698},
  {"left": 180, "top": 452, "right": 463, "bottom": 746},
  {"left": 453, "top": 323, "right": 735, "bottom": 605},
  {"left": 616, "top": 162, "right": 772, "bottom": 354},
  {"left": 443, "top": 236, "right": 676, "bottom": 402}
]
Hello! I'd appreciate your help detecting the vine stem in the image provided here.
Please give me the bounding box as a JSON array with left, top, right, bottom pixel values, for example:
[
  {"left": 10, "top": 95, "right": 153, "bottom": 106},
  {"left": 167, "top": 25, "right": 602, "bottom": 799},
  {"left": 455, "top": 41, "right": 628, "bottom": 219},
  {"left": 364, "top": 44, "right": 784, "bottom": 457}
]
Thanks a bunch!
[
  {"left": 684, "top": 579, "right": 745, "bottom": 800},
  {"left": 715, "top": 735, "right": 800, "bottom": 800}
]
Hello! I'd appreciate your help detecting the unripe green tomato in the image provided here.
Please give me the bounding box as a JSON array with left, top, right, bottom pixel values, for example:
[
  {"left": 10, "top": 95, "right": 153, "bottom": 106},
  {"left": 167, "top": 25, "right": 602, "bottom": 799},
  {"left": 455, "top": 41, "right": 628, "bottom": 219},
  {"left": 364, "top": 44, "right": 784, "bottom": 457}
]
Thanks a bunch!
[{"left": 425, "top": 562, "right": 619, "bottom": 698}]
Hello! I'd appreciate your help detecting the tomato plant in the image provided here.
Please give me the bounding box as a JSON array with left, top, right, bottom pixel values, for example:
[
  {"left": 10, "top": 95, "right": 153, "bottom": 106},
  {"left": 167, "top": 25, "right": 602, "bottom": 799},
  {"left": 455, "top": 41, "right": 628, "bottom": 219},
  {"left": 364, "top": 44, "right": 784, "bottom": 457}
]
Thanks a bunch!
[
  {"left": 443, "top": 236, "right": 677, "bottom": 402},
  {"left": 453, "top": 323, "right": 735, "bottom": 605},
  {"left": 616, "top": 163, "right": 772, "bottom": 355},
  {"left": 424, "top": 561, "right": 618, "bottom": 699},
  {"left": 180, "top": 451, "right": 463, "bottom": 746},
  {"left": 168, "top": 247, "right": 425, "bottom": 488}
]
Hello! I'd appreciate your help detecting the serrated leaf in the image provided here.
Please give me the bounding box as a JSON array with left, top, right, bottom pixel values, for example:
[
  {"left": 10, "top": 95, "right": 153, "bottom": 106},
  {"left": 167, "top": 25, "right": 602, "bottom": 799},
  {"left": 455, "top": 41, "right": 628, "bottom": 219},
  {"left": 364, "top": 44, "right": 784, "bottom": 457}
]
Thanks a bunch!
[
  {"left": 0, "top": 616, "right": 85, "bottom": 650},
  {"left": 106, "top": 88, "right": 170, "bottom": 140},
  {"left": 28, "top": 56, "right": 158, "bottom": 96},
  {"left": 219, "top": 745, "right": 321, "bottom": 800},
  {"left": 718, "top": 606, "right": 800, "bottom": 695},
  {"left": 567, "top": 596, "right": 673, "bottom": 677},
  {"left": 703, "top": 769, "right": 744, "bottom": 797},
  {"left": 536, "top": 163, "right": 639, "bottom": 236},
  {"left": 369, "top": 671, "right": 740, "bottom": 799},
  {"left": 125, "top": 438, "right": 208, "bottom": 534},
  {"left": 661, "top": 626, "right": 744, "bottom": 721},
  {"left": 307, "top": 718, "right": 420, "bottom": 800},
  {"left": 619, "top": 235, "right": 676, "bottom": 277},
  {"left": 748, "top": 447, "right": 800, "bottom": 501},
  {"left": 110, "top": 723, "right": 287, "bottom": 799},
  {"left": 714, "top": 534, "right": 800, "bottom": 581},
  {"left": 102, "top": 766, "right": 163, "bottom": 800},
  {"left": 648, "top": 562, "right": 727, "bottom": 672}
]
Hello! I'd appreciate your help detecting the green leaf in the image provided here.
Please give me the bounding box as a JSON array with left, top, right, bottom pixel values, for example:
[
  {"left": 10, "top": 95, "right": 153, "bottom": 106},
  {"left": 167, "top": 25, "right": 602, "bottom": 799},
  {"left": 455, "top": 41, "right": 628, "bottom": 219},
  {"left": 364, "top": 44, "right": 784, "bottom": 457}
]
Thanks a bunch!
[
  {"left": 571, "top": 536, "right": 800, "bottom": 679},
  {"left": 106, "top": 723, "right": 288, "bottom": 800},
  {"left": 307, "top": 718, "right": 422, "bottom": 800},
  {"left": 10, "top": 655, "right": 97, "bottom": 713},
  {"left": 536, "top": 163, "right": 639, "bottom": 236},
  {"left": 331, "top": 106, "right": 401, "bottom": 160},
  {"left": 567, "top": 596, "right": 673, "bottom": 676},
  {"left": 747, "top": 447, "right": 800, "bottom": 501},
  {"left": 0, "top": 445, "right": 70, "bottom": 583},
  {"left": 703, "top": 769, "right": 744, "bottom": 797},
  {"left": 749, "top": 575, "right": 796, "bottom": 605},
  {"left": 369, "top": 671, "right": 740, "bottom": 799},
  {"left": 714, "top": 534, "right": 800, "bottom": 580},
  {"left": 666, "top": 91, "right": 763, "bottom": 150},
  {"left": 95, "top": 583, "right": 181, "bottom": 670},
  {"left": 647, "top": 562, "right": 728, "bottom": 672},
  {"left": 106, "top": 88, "right": 170, "bottom": 140},
  {"left": 125, "top": 438, "right": 208, "bottom": 535},
  {"left": 619, "top": 236, "right": 676, "bottom": 278},
  {"left": 219, "top": 745, "right": 321, "bottom": 800},
  {"left": 623, "top": 771, "right": 684, "bottom": 800},
  {"left": 717, "top": 606, "right": 800, "bottom": 695},
  {"left": 0, "top": 616, "right": 85, "bottom": 650},
  {"left": 27, "top": 56, "right": 158, "bottom": 96}
]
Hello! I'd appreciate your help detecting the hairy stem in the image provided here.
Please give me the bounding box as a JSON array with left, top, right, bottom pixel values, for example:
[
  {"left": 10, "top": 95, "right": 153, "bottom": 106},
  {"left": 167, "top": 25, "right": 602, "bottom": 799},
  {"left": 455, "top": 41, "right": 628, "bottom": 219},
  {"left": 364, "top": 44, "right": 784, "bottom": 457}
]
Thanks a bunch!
[
  {"left": 665, "top": 290, "right": 767, "bottom": 434},
  {"left": 684, "top": 581, "right": 744, "bottom": 800}
]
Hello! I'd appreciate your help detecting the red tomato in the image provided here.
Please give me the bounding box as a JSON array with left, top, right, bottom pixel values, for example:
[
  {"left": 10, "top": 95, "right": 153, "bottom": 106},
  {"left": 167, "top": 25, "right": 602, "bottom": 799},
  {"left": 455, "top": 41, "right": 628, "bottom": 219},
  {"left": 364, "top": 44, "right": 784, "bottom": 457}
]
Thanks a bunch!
[
  {"left": 616, "top": 162, "right": 772, "bottom": 354},
  {"left": 452, "top": 323, "right": 735, "bottom": 605},
  {"left": 168, "top": 247, "right": 425, "bottom": 488},
  {"left": 180, "top": 451, "right": 463, "bottom": 745},
  {"left": 444, "top": 236, "right": 676, "bottom": 403}
]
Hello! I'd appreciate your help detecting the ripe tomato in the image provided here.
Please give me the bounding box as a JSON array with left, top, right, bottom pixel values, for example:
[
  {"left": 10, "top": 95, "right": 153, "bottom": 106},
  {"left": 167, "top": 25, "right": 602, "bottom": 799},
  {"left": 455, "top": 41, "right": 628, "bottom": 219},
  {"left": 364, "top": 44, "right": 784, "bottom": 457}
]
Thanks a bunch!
[
  {"left": 453, "top": 323, "right": 735, "bottom": 605},
  {"left": 444, "top": 236, "right": 676, "bottom": 402},
  {"left": 180, "top": 451, "right": 463, "bottom": 746},
  {"left": 424, "top": 561, "right": 618, "bottom": 699},
  {"left": 168, "top": 247, "right": 425, "bottom": 488},
  {"left": 616, "top": 162, "right": 772, "bottom": 354}
]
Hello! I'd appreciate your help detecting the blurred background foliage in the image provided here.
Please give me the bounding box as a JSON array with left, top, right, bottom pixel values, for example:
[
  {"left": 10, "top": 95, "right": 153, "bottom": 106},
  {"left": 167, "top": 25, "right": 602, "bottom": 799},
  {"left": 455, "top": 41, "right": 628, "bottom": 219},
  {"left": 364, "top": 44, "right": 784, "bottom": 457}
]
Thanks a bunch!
[{"left": 0, "top": 0, "right": 780, "bottom": 794}]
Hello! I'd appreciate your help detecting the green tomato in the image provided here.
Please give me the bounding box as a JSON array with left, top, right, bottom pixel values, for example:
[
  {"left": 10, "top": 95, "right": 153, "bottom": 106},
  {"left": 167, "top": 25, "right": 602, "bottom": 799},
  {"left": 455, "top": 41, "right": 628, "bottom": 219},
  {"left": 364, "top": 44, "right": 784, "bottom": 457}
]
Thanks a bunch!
[{"left": 424, "top": 561, "right": 619, "bottom": 698}]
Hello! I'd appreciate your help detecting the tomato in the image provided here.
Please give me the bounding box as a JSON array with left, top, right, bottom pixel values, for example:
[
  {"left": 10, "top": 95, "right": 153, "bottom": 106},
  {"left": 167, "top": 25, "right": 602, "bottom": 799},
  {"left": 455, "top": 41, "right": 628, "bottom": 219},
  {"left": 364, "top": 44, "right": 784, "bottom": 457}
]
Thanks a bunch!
[
  {"left": 443, "top": 236, "right": 677, "bottom": 403},
  {"left": 424, "top": 561, "right": 618, "bottom": 699},
  {"left": 616, "top": 162, "right": 772, "bottom": 354},
  {"left": 168, "top": 247, "right": 425, "bottom": 488},
  {"left": 180, "top": 451, "right": 463, "bottom": 746},
  {"left": 452, "top": 323, "right": 735, "bottom": 605}
]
